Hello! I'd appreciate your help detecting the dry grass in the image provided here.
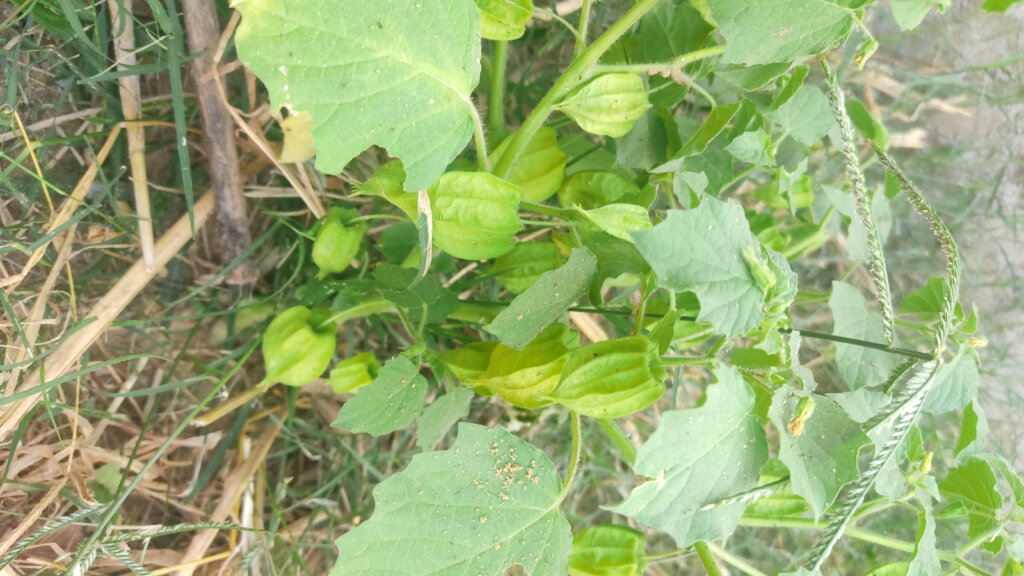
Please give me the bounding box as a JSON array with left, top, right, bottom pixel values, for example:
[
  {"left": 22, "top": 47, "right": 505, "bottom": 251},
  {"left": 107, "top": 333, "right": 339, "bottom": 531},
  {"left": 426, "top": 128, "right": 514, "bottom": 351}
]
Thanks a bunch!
[{"left": 0, "top": 2, "right": 349, "bottom": 574}]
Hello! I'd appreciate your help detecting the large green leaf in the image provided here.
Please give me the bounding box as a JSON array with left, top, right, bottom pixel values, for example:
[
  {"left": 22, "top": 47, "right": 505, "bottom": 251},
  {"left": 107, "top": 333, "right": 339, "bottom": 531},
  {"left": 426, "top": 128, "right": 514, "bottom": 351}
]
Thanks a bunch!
[
  {"left": 707, "top": 0, "right": 856, "bottom": 66},
  {"left": 416, "top": 387, "right": 475, "bottom": 450},
  {"left": 609, "top": 366, "right": 768, "bottom": 547},
  {"left": 333, "top": 357, "right": 427, "bottom": 436},
  {"left": 486, "top": 248, "right": 597, "bottom": 349},
  {"left": 829, "top": 282, "right": 898, "bottom": 389},
  {"left": 889, "top": 0, "right": 950, "bottom": 30},
  {"left": 766, "top": 84, "right": 835, "bottom": 146},
  {"left": 632, "top": 197, "right": 787, "bottom": 337},
  {"left": 939, "top": 458, "right": 1003, "bottom": 542},
  {"left": 906, "top": 496, "right": 941, "bottom": 576},
  {"left": 922, "top": 347, "right": 979, "bottom": 414},
  {"left": 233, "top": 0, "right": 481, "bottom": 191},
  {"left": 331, "top": 423, "right": 571, "bottom": 575},
  {"left": 768, "top": 387, "right": 868, "bottom": 519}
]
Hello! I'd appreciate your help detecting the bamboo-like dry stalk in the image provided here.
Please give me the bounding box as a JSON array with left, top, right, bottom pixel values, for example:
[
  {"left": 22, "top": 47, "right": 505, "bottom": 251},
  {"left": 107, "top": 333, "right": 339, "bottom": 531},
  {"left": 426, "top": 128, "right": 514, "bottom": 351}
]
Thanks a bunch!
[
  {"left": 109, "top": 0, "right": 156, "bottom": 270},
  {"left": 1, "top": 125, "right": 123, "bottom": 293},
  {"left": 0, "top": 192, "right": 216, "bottom": 444}
]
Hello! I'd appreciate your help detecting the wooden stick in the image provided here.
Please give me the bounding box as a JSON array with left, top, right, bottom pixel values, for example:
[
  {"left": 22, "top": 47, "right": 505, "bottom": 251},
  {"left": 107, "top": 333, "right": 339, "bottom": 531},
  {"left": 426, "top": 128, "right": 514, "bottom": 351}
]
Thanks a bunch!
[
  {"left": 182, "top": 0, "right": 256, "bottom": 285},
  {"left": 109, "top": 0, "right": 155, "bottom": 270},
  {"left": 0, "top": 192, "right": 216, "bottom": 444}
]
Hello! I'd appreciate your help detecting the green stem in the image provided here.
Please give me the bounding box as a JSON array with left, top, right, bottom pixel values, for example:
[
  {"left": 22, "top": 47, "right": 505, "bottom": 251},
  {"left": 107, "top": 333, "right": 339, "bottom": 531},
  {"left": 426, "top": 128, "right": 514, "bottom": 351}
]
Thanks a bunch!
[
  {"left": 471, "top": 99, "right": 490, "bottom": 172},
  {"left": 658, "top": 356, "right": 716, "bottom": 367},
  {"left": 520, "top": 219, "right": 574, "bottom": 228},
  {"left": 493, "top": 0, "right": 665, "bottom": 178},
  {"left": 703, "top": 542, "right": 769, "bottom": 576},
  {"left": 488, "top": 41, "right": 508, "bottom": 142},
  {"left": 592, "top": 46, "right": 727, "bottom": 74},
  {"left": 573, "top": 0, "right": 594, "bottom": 58},
  {"left": 322, "top": 297, "right": 396, "bottom": 328},
  {"left": 596, "top": 418, "right": 636, "bottom": 465},
  {"left": 565, "top": 306, "right": 935, "bottom": 361},
  {"left": 558, "top": 411, "right": 583, "bottom": 501},
  {"left": 520, "top": 200, "right": 577, "bottom": 219},
  {"left": 694, "top": 542, "right": 724, "bottom": 576},
  {"left": 784, "top": 327, "right": 934, "bottom": 361},
  {"left": 645, "top": 548, "right": 690, "bottom": 563},
  {"left": 739, "top": 516, "right": 960, "bottom": 562}
]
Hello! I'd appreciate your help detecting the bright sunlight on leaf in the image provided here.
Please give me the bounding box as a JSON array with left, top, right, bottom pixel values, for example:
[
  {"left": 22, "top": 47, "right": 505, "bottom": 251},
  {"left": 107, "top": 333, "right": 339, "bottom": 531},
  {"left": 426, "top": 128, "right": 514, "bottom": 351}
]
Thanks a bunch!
[
  {"left": 332, "top": 423, "right": 571, "bottom": 575},
  {"left": 233, "top": 0, "right": 482, "bottom": 190}
]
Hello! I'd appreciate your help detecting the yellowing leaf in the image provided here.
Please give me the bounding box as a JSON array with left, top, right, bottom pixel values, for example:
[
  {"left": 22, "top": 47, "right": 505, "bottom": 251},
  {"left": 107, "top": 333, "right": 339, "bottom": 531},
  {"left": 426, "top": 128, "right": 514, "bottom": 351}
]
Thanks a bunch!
[{"left": 278, "top": 111, "right": 315, "bottom": 163}]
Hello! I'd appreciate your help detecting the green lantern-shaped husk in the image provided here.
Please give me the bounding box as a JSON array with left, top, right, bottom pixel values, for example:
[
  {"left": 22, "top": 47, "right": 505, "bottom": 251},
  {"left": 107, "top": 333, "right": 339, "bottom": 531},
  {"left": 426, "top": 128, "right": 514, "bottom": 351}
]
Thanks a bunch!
[
  {"left": 262, "top": 305, "right": 338, "bottom": 386},
  {"left": 429, "top": 171, "right": 523, "bottom": 261},
  {"left": 567, "top": 525, "right": 647, "bottom": 576},
  {"left": 329, "top": 352, "right": 381, "bottom": 394},
  {"left": 475, "top": 0, "right": 533, "bottom": 40},
  {"left": 492, "top": 242, "right": 566, "bottom": 294},
  {"left": 490, "top": 127, "right": 569, "bottom": 203},
  {"left": 465, "top": 324, "right": 579, "bottom": 409},
  {"left": 545, "top": 336, "right": 665, "bottom": 418},
  {"left": 555, "top": 73, "right": 651, "bottom": 138},
  {"left": 312, "top": 207, "right": 366, "bottom": 277},
  {"left": 558, "top": 171, "right": 643, "bottom": 210}
]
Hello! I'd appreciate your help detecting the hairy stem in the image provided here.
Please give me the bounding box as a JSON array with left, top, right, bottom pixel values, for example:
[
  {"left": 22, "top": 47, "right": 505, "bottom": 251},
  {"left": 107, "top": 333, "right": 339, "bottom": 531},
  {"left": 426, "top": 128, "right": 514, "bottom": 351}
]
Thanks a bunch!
[
  {"left": 488, "top": 41, "right": 508, "bottom": 143},
  {"left": 558, "top": 410, "right": 583, "bottom": 501},
  {"left": 493, "top": 0, "right": 665, "bottom": 178},
  {"left": 695, "top": 541, "right": 724, "bottom": 576},
  {"left": 596, "top": 417, "right": 637, "bottom": 465},
  {"left": 471, "top": 100, "right": 490, "bottom": 172},
  {"left": 574, "top": 0, "right": 594, "bottom": 58}
]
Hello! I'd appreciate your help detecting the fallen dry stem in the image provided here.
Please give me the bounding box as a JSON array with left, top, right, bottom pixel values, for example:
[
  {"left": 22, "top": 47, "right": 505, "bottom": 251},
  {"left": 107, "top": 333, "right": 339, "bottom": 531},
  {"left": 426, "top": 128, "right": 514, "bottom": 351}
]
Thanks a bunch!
[
  {"left": 2, "top": 124, "right": 122, "bottom": 293},
  {"left": 0, "top": 191, "right": 216, "bottom": 443},
  {"left": 109, "top": 0, "right": 156, "bottom": 270}
]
